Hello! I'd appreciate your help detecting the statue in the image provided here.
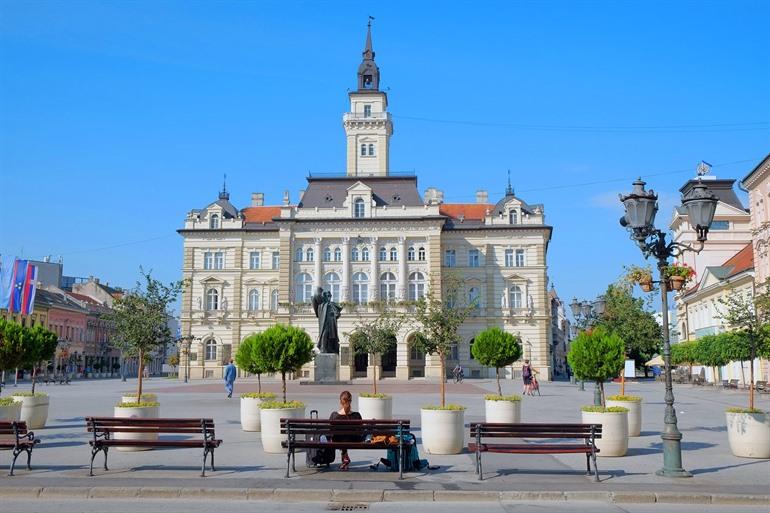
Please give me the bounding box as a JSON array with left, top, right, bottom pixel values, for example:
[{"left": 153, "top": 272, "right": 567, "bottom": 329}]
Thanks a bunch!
[{"left": 311, "top": 287, "right": 343, "bottom": 354}]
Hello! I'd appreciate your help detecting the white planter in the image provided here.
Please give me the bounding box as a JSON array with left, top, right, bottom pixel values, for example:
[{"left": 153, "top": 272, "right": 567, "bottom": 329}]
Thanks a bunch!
[
  {"left": 726, "top": 411, "right": 770, "bottom": 459},
  {"left": 420, "top": 408, "right": 465, "bottom": 455},
  {"left": 113, "top": 404, "right": 160, "bottom": 451},
  {"left": 581, "top": 410, "right": 628, "bottom": 457},
  {"left": 358, "top": 396, "right": 393, "bottom": 420},
  {"left": 260, "top": 406, "right": 305, "bottom": 453},
  {"left": 12, "top": 395, "right": 50, "bottom": 429},
  {"left": 0, "top": 401, "right": 22, "bottom": 422},
  {"left": 606, "top": 399, "right": 642, "bottom": 437},
  {"left": 485, "top": 399, "right": 521, "bottom": 423},
  {"left": 240, "top": 397, "right": 270, "bottom": 431}
]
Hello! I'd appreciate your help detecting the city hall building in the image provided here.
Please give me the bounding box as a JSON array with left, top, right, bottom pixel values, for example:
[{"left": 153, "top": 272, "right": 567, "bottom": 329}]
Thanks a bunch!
[{"left": 178, "top": 27, "right": 553, "bottom": 381}]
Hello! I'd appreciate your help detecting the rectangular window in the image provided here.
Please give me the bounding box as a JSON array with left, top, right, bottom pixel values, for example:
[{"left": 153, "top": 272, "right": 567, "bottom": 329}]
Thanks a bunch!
[
  {"left": 363, "top": 104, "right": 372, "bottom": 118},
  {"left": 249, "top": 251, "right": 261, "bottom": 270},
  {"left": 468, "top": 249, "right": 480, "bottom": 267},
  {"left": 272, "top": 251, "right": 280, "bottom": 269},
  {"left": 504, "top": 249, "right": 514, "bottom": 267},
  {"left": 203, "top": 251, "right": 214, "bottom": 270},
  {"left": 709, "top": 220, "right": 729, "bottom": 230},
  {"left": 444, "top": 249, "right": 456, "bottom": 267},
  {"left": 214, "top": 252, "right": 224, "bottom": 269},
  {"left": 515, "top": 249, "right": 525, "bottom": 267}
]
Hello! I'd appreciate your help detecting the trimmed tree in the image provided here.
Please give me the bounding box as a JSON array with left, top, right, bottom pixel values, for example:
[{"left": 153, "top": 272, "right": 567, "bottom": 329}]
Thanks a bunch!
[
  {"left": 670, "top": 340, "right": 698, "bottom": 379},
  {"left": 235, "top": 333, "right": 271, "bottom": 394},
  {"left": 348, "top": 310, "right": 403, "bottom": 395},
  {"left": 691, "top": 334, "right": 729, "bottom": 384},
  {"left": 253, "top": 324, "right": 314, "bottom": 403},
  {"left": 471, "top": 327, "right": 522, "bottom": 396},
  {"left": 106, "top": 270, "right": 184, "bottom": 402},
  {"left": 0, "top": 319, "right": 25, "bottom": 396},
  {"left": 22, "top": 325, "right": 58, "bottom": 394},
  {"left": 567, "top": 326, "right": 625, "bottom": 407}
]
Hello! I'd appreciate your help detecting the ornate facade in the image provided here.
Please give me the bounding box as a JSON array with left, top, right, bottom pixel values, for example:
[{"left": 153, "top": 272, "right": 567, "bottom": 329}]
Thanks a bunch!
[{"left": 178, "top": 26, "right": 553, "bottom": 381}]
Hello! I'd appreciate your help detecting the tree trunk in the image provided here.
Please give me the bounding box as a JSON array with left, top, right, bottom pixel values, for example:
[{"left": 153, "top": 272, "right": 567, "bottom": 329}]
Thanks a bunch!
[
  {"left": 373, "top": 358, "right": 378, "bottom": 395},
  {"left": 439, "top": 353, "right": 446, "bottom": 408},
  {"left": 281, "top": 371, "right": 286, "bottom": 404},
  {"left": 120, "top": 353, "right": 126, "bottom": 382},
  {"left": 749, "top": 347, "right": 756, "bottom": 411},
  {"left": 137, "top": 349, "right": 144, "bottom": 403},
  {"left": 31, "top": 364, "right": 38, "bottom": 394},
  {"left": 257, "top": 374, "right": 261, "bottom": 394},
  {"left": 599, "top": 381, "right": 605, "bottom": 407},
  {"left": 740, "top": 360, "right": 746, "bottom": 389},
  {"left": 496, "top": 367, "right": 501, "bottom": 396},
  {"left": 619, "top": 372, "right": 625, "bottom": 396}
]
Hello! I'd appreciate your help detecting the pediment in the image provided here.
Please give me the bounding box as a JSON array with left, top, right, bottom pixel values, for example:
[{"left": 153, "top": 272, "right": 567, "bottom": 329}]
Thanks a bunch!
[
  {"left": 200, "top": 275, "right": 225, "bottom": 284},
  {"left": 347, "top": 181, "right": 373, "bottom": 193}
]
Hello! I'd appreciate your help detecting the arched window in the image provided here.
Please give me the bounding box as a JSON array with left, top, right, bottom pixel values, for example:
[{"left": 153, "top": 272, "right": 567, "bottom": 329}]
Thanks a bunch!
[
  {"left": 368, "top": 144, "right": 375, "bottom": 156},
  {"left": 390, "top": 247, "right": 398, "bottom": 261},
  {"left": 409, "top": 272, "right": 425, "bottom": 301},
  {"left": 204, "top": 340, "right": 217, "bottom": 361},
  {"left": 407, "top": 246, "right": 415, "bottom": 261},
  {"left": 468, "top": 287, "right": 480, "bottom": 308},
  {"left": 418, "top": 247, "right": 426, "bottom": 261},
  {"left": 205, "top": 289, "right": 219, "bottom": 311},
  {"left": 361, "top": 246, "right": 370, "bottom": 261},
  {"left": 271, "top": 289, "right": 279, "bottom": 311},
  {"left": 354, "top": 198, "right": 365, "bottom": 218},
  {"left": 352, "top": 272, "right": 369, "bottom": 304},
  {"left": 323, "top": 247, "right": 332, "bottom": 262},
  {"left": 334, "top": 247, "right": 342, "bottom": 262},
  {"left": 351, "top": 247, "right": 359, "bottom": 261},
  {"left": 295, "top": 248, "right": 303, "bottom": 262},
  {"left": 361, "top": 144, "right": 367, "bottom": 156},
  {"left": 509, "top": 285, "right": 523, "bottom": 309},
  {"left": 379, "top": 247, "right": 387, "bottom": 261},
  {"left": 380, "top": 272, "right": 397, "bottom": 302},
  {"left": 248, "top": 289, "right": 260, "bottom": 311},
  {"left": 295, "top": 273, "right": 313, "bottom": 303},
  {"left": 306, "top": 247, "right": 314, "bottom": 262},
  {"left": 509, "top": 210, "right": 518, "bottom": 225},
  {"left": 324, "top": 272, "right": 341, "bottom": 302},
  {"left": 209, "top": 214, "right": 220, "bottom": 229}
]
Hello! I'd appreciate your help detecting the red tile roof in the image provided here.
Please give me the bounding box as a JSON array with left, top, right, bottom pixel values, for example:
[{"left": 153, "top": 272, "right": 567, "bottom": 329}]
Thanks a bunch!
[
  {"left": 242, "top": 206, "right": 281, "bottom": 224},
  {"left": 723, "top": 242, "right": 754, "bottom": 277},
  {"left": 67, "top": 292, "right": 100, "bottom": 305},
  {"left": 439, "top": 204, "right": 492, "bottom": 220}
]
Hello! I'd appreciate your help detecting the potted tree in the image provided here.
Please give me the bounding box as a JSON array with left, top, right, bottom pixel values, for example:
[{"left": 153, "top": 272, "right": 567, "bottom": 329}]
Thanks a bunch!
[
  {"left": 662, "top": 263, "right": 696, "bottom": 291},
  {"left": 12, "top": 325, "right": 57, "bottom": 429},
  {"left": 471, "top": 326, "right": 523, "bottom": 423},
  {"left": 411, "top": 275, "right": 473, "bottom": 455},
  {"left": 0, "top": 319, "right": 25, "bottom": 421},
  {"left": 254, "top": 324, "right": 314, "bottom": 453},
  {"left": 568, "top": 326, "right": 628, "bottom": 456},
  {"left": 348, "top": 310, "right": 402, "bottom": 419},
  {"left": 718, "top": 284, "right": 770, "bottom": 458},
  {"left": 106, "top": 270, "right": 183, "bottom": 449},
  {"left": 235, "top": 333, "right": 275, "bottom": 432}
]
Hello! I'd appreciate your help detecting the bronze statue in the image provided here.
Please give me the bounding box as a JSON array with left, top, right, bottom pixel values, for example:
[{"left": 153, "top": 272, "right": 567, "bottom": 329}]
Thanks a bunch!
[{"left": 311, "top": 287, "right": 343, "bottom": 354}]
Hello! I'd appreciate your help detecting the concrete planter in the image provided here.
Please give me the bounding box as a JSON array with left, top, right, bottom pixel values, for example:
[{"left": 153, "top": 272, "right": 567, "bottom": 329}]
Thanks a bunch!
[
  {"left": 240, "top": 396, "right": 273, "bottom": 431},
  {"left": 485, "top": 399, "right": 521, "bottom": 423},
  {"left": 12, "top": 394, "right": 50, "bottom": 429},
  {"left": 606, "top": 399, "right": 642, "bottom": 437},
  {"left": 113, "top": 404, "right": 160, "bottom": 451},
  {"left": 420, "top": 408, "right": 465, "bottom": 455},
  {"left": 581, "top": 410, "right": 628, "bottom": 457},
  {"left": 726, "top": 411, "right": 770, "bottom": 459},
  {"left": 0, "top": 401, "right": 22, "bottom": 422},
  {"left": 260, "top": 406, "right": 305, "bottom": 453},
  {"left": 358, "top": 396, "right": 393, "bottom": 420}
]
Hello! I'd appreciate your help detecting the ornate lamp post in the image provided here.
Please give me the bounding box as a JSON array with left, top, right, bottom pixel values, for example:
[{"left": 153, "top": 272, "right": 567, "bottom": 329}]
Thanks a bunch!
[
  {"left": 570, "top": 295, "right": 606, "bottom": 398},
  {"left": 176, "top": 335, "right": 197, "bottom": 384},
  {"left": 619, "top": 176, "right": 717, "bottom": 478}
]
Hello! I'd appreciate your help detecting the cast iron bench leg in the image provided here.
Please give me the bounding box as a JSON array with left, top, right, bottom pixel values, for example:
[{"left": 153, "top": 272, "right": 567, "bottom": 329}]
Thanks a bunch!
[
  {"left": 9, "top": 447, "right": 21, "bottom": 476},
  {"left": 210, "top": 447, "right": 215, "bottom": 472}
]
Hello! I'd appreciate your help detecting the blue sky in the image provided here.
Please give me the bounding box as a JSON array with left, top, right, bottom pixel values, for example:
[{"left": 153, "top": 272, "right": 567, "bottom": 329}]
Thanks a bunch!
[{"left": 1, "top": 0, "right": 769, "bottom": 312}]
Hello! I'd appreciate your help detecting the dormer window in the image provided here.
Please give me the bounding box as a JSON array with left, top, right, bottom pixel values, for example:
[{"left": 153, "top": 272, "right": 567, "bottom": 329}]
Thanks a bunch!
[
  {"left": 209, "top": 213, "right": 220, "bottom": 229},
  {"left": 353, "top": 198, "right": 366, "bottom": 218},
  {"left": 363, "top": 105, "right": 372, "bottom": 118},
  {"left": 509, "top": 209, "right": 518, "bottom": 225}
]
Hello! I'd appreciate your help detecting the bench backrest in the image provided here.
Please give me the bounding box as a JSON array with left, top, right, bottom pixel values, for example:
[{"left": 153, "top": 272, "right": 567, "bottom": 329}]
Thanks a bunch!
[
  {"left": 86, "top": 417, "right": 215, "bottom": 435},
  {"left": 0, "top": 421, "right": 29, "bottom": 436},
  {"left": 281, "top": 418, "right": 411, "bottom": 437},
  {"left": 470, "top": 423, "right": 602, "bottom": 440}
]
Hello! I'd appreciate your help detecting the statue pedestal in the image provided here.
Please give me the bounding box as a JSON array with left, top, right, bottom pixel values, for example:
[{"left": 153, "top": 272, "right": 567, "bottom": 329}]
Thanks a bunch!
[{"left": 314, "top": 353, "right": 339, "bottom": 383}]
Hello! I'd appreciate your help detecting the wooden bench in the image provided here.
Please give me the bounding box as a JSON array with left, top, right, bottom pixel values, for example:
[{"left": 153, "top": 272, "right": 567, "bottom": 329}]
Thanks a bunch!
[
  {"left": 728, "top": 379, "right": 740, "bottom": 389},
  {"left": 0, "top": 421, "right": 40, "bottom": 476},
  {"left": 469, "top": 423, "right": 602, "bottom": 481},
  {"left": 86, "top": 417, "right": 221, "bottom": 477},
  {"left": 281, "top": 418, "right": 411, "bottom": 479}
]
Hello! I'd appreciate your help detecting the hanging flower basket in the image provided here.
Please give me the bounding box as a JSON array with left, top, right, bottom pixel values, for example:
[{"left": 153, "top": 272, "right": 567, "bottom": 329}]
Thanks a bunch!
[
  {"left": 624, "top": 265, "right": 654, "bottom": 292},
  {"left": 669, "top": 276, "right": 686, "bottom": 291},
  {"left": 662, "top": 263, "right": 696, "bottom": 291},
  {"left": 639, "top": 280, "right": 654, "bottom": 292}
]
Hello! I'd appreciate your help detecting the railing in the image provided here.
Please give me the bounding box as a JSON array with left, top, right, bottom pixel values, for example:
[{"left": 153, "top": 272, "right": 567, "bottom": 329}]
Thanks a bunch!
[{"left": 343, "top": 112, "right": 392, "bottom": 121}]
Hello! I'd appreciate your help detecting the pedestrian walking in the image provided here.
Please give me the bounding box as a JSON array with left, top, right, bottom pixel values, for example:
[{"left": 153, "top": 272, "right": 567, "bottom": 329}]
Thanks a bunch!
[
  {"left": 224, "top": 358, "right": 236, "bottom": 398},
  {"left": 521, "top": 359, "right": 539, "bottom": 396}
]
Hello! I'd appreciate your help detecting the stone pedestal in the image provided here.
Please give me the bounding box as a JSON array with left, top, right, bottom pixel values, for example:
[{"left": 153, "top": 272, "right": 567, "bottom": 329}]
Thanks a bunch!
[{"left": 314, "top": 353, "right": 339, "bottom": 383}]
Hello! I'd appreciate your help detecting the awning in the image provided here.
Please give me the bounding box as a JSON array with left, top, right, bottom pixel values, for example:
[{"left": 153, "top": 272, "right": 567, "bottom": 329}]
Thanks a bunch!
[{"left": 645, "top": 355, "right": 665, "bottom": 367}]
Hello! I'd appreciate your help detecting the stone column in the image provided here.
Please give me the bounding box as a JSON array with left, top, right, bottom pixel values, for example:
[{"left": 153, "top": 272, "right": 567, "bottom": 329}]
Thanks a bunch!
[
  {"left": 398, "top": 237, "right": 407, "bottom": 300},
  {"left": 369, "top": 237, "right": 378, "bottom": 301},
  {"left": 313, "top": 238, "right": 322, "bottom": 291},
  {"left": 341, "top": 237, "right": 351, "bottom": 301}
]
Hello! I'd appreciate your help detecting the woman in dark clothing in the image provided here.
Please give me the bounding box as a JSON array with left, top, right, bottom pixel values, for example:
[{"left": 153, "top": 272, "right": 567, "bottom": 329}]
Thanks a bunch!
[{"left": 330, "top": 390, "right": 361, "bottom": 470}]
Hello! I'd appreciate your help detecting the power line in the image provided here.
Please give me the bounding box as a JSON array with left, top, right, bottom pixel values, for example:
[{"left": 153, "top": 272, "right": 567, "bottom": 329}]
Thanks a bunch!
[{"left": 59, "top": 233, "right": 177, "bottom": 256}]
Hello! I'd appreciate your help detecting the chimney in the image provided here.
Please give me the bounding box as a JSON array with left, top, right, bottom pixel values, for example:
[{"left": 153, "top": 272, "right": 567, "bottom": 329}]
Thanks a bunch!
[
  {"left": 283, "top": 190, "right": 290, "bottom": 206},
  {"left": 251, "top": 192, "right": 264, "bottom": 207},
  {"left": 424, "top": 187, "right": 444, "bottom": 205},
  {"left": 476, "top": 190, "right": 488, "bottom": 204}
]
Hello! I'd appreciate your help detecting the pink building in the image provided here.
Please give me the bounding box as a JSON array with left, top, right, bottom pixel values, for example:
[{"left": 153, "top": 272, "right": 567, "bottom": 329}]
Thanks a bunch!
[{"left": 742, "top": 153, "right": 770, "bottom": 289}]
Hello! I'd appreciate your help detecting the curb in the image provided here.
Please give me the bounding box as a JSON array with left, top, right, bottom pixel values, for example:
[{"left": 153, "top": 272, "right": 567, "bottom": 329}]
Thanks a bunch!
[{"left": 1, "top": 487, "right": 768, "bottom": 505}]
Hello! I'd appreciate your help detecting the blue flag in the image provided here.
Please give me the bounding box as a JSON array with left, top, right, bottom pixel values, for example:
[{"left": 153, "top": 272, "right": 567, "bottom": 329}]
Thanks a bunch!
[{"left": 0, "top": 255, "right": 14, "bottom": 310}]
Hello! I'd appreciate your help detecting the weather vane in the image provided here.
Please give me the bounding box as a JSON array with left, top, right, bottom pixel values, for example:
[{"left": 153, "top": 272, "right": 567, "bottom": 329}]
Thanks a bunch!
[{"left": 696, "top": 160, "right": 712, "bottom": 177}]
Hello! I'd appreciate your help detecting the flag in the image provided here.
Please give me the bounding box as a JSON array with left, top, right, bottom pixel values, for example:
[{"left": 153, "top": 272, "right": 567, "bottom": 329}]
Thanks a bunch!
[
  {"left": 21, "top": 262, "right": 37, "bottom": 315},
  {"left": 6, "top": 259, "right": 37, "bottom": 315},
  {"left": 0, "top": 255, "right": 13, "bottom": 310}
]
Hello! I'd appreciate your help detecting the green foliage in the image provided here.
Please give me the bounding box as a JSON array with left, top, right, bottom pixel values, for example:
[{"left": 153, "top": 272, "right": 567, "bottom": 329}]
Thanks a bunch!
[
  {"left": 472, "top": 327, "right": 522, "bottom": 395},
  {"left": 421, "top": 404, "right": 466, "bottom": 410},
  {"left": 726, "top": 408, "right": 765, "bottom": 414},
  {"left": 115, "top": 402, "right": 160, "bottom": 408},
  {"left": 240, "top": 392, "right": 276, "bottom": 399},
  {"left": 484, "top": 394, "right": 522, "bottom": 402},
  {"left": 253, "top": 324, "right": 314, "bottom": 403},
  {"left": 122, "top": 393, "right": 157, "bottom": 400},
  {"left": 359, "top": 392, "right": 390, "bottom": 398},
  {"left": 167, "top": 354, "right": 179, "bottom": 368},
  {"left": 606, "top": 395, "right": 641, "bottom": 402},
  {"left": 259, "top": 400, "right": 304, "bottom": 409},
  {"left": 567, "top": 326, "right": 625, "bottom": 406},
  {"left": 624, "top": 265, "right": 653, "bottom": 284},
  {"left": 670, "top": 340, "right": 698, "bottom": 366},
  {"left": 0, "top": 318, "right": 26, "bottom": 377},
  {"left": 0, "top": 397, "right": 17, "bottom": 407},
  {"left": 236, "top": 334, "right": 271, "bottom": 376},
  {"left": 596, "top": 284, "right": 663, "bottom": 372},
  {"left": 348, "top": 310, "right": 403, "bottom": 395},
  {"left": 10, "top": 392, "right": 48, "bottom": 397},
  {"left": 581, "top": 406, "right": 629, "bottom": 413},
  {"left": 691, "top": 335, "right": 729, "bottom": 368}
]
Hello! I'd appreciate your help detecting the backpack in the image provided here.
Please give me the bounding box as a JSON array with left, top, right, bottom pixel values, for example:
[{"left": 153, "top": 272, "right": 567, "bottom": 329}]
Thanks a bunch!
[
  {"left": 384, "top": 434, "right": 428, "bottom": 472},
  {"left": 522, "top": 365, "right": 532, "bottom": 378}
]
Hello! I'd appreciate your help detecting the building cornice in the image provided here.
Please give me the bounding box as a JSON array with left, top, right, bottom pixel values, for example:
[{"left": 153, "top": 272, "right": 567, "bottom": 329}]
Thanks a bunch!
[{"left": 741, "top": 152, "right": 770, "bottom": 189}]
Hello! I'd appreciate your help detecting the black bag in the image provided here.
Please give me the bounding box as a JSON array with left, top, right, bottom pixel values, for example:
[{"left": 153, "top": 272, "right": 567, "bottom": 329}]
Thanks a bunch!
[{"left": 305, "top": 410, "right": 335, "bottom": 467}]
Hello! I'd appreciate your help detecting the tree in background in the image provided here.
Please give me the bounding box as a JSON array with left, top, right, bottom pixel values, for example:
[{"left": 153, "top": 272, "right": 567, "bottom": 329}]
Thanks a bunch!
[
  {"left": 597, "top": 283, "right": 663, "bottom": 377},
  {"left": 471, "top": 327, "right": 522, "bottom": 396},
  {"left": 22, "top": 325, "right": 58, "bottom": 394},
  {"left": 253, "top": 324, "right": 314, "bottom": 403},
  {"left": 567, "top": 326, "right": 625, "bottom": 407},
  {"left": 670, "top": 340, "right": 698, "bottom": 379},
  {"left": 235, "top": 333, "right": 272, "bottom": 394},
  {"left": 691, "top": 334, "right": 729, "bottom": 384},
  {"left": 167, "top": 354, "right": 179, "bottom": 377},
  {"left": 348, "top": 310, "right": 403, "bottom": 395},
  {"left": 0, "top": 319, "right": 25, "bottom": 396},
  {"left": 106, "top": 270, "right": 184, "bottom": 402}
]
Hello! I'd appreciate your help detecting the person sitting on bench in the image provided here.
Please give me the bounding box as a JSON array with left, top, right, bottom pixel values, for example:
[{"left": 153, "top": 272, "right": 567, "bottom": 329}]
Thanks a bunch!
[{"left": 329, "top": 391, "right": 362, "bottom": 471}]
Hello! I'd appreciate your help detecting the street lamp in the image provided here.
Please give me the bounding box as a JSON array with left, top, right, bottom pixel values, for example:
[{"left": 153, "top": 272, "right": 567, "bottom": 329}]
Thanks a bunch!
[
  {"left": 619, "top": 176, "right": 717, "bottom": 479},
  {"left": 176, "top": 335, "right": 197, "bottom": 384},
  {"left": 570, "top": 295, "right": 606, "bottom": 399}
]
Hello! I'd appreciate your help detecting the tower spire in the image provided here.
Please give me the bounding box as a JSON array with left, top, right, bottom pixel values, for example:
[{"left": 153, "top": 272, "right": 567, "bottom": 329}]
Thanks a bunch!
[
  {"left": 219, "top": 173, "right": 229, "bottom": 200},
  {"left": 357, "top": 17, "right": 379, "bottom": 91},
  {"left": 506, "top": 169, "right": 514, "bottom": 196},
  {"left": 364, "top": 16, "right": 374, "bottom": 58}
]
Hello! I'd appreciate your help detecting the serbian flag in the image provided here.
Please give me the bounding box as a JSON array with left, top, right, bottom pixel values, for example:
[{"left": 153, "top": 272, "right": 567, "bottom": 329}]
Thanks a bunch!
[{"left": 7, "top": 259, "right": 37, "bottom": 315}]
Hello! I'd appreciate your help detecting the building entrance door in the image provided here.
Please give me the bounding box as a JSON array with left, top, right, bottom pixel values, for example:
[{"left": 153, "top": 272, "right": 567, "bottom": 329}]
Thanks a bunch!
[
  {"left": 381, "top": 347, "right": 397, "bottom": 378},
  {"left": 354, "top": 352, "right": 368, "bottom": 377}
]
